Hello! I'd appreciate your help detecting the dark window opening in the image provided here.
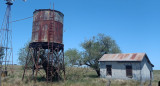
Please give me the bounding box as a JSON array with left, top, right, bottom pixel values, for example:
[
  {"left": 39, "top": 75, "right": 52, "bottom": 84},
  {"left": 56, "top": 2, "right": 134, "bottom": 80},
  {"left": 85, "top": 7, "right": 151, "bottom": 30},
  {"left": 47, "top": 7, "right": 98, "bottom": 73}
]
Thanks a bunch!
[
  {"left": 106, "top": 65, "right": 112, "bottom": 76},
  {"left": 126, "top": 65, "right": 132, "bottom": 78}
]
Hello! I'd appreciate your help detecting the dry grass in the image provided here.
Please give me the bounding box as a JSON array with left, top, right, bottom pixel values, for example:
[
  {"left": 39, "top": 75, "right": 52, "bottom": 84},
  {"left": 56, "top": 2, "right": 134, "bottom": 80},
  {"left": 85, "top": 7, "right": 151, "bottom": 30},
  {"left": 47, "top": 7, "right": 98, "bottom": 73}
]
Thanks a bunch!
[{"left": 1, "top": 66, "right": 159, "bottom": 86}]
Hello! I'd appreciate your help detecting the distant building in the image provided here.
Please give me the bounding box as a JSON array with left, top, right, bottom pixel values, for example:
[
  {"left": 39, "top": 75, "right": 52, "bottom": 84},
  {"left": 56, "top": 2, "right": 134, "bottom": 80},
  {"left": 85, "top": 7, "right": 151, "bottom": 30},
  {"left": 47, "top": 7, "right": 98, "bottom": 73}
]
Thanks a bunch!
[{"left": 99, "top": 53, "right": 154, "bottom": 81}]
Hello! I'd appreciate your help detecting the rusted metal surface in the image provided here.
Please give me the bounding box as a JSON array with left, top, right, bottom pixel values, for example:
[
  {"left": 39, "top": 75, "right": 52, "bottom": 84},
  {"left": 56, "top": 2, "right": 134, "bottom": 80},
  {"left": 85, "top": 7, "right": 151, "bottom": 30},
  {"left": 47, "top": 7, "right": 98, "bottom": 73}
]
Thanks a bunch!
[
  {"left": 22, "top": 43, "right": 65, "bottom": 82},
  {"left": 23, "top": 8, "right": 65, "bottom": 82},
  {"left": 99, "top": 53, "right": 146, "bottom": 61},
  {"left": 99, "top": 53, "right": 154, "bottom": 67},
  {"left": 31, "top": 9, "right": 64, "bottom": 43}
]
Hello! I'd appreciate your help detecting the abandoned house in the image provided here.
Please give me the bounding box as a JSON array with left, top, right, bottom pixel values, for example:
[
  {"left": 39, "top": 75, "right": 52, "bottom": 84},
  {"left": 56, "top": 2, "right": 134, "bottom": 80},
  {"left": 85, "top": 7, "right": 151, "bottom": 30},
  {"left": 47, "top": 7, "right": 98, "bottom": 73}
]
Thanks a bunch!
[{"left": 99, "top": 53, "right": 154, "bottom": 81}]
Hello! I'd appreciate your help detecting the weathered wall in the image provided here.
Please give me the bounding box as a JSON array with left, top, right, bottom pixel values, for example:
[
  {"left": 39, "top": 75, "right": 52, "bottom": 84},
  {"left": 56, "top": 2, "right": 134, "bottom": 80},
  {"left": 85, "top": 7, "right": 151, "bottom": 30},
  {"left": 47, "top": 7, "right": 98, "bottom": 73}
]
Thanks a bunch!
[
  {"left": 141, "top": 56, "right": 153, "bottom": 81},
  {"left": 100, "top": 61, "right": 141, "bottom": 80}
]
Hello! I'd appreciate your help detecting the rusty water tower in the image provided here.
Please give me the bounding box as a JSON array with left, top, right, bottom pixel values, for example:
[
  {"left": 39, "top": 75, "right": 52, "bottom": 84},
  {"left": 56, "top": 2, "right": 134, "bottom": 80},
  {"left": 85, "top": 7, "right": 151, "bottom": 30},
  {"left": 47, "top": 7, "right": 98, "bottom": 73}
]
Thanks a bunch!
[
  {"left": 22, "top": 9, "right": 65, "bottom": 81},
  {"left": 32, "top": 9, "right": 64, "bottom": 44}
]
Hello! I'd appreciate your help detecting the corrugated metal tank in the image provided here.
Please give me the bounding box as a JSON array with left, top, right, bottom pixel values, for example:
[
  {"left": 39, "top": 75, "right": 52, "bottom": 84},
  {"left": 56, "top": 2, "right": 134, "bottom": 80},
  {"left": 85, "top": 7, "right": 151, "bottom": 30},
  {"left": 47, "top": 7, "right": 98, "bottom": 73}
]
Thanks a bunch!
[{"left": 31, "top": 9, "right": 64, "bottom": 44}]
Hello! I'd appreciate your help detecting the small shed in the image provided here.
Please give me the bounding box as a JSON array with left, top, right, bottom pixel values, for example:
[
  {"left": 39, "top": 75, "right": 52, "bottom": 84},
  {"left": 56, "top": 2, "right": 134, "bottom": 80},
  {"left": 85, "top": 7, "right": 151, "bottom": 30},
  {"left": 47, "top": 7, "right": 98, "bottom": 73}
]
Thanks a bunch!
[{"left": 99, "top": 53, "right": 154, "bottom": 81}]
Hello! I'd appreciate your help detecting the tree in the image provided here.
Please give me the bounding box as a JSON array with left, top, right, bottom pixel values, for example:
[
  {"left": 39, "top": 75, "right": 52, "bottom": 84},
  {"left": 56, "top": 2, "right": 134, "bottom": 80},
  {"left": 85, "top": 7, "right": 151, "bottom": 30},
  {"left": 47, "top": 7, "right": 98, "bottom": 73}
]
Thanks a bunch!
[
  {"left": 18, "top": 42, "right": 30, "bottom": 65},
  {"left": 65, "top": 48, "right": 82, "bottom": 66},
  {"left": 81, "top": 33, "right": 121, "bottom": 76}
]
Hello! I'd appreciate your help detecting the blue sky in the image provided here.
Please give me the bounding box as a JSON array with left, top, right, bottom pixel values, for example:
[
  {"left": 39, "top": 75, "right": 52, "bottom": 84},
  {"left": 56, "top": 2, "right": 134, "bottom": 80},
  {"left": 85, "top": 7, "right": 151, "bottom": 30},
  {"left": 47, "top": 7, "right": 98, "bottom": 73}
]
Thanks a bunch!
[{"left": 0, "top": 0, "right": 160, "bottom": 69}]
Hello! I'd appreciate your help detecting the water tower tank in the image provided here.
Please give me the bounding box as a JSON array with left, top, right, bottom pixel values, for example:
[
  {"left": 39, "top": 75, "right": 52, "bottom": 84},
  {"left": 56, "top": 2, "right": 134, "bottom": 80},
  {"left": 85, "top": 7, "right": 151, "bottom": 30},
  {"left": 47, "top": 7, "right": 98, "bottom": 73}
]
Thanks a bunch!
[{"left": 31, "top": 9, "right": 64, "bottom": 44}]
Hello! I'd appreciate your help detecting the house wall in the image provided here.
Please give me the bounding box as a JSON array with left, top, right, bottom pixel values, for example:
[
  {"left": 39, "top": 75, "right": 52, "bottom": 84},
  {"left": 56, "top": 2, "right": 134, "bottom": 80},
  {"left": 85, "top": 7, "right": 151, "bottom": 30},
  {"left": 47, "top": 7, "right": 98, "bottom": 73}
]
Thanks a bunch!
[
  {"left": 100, "top": 58, "right": 153, "bottom": 81},
  {"left": 100, "top": 61, "right": 141, "bottom": 80},
  {"left": 141, "top": 56, "right": 153, "bottom": 81}
]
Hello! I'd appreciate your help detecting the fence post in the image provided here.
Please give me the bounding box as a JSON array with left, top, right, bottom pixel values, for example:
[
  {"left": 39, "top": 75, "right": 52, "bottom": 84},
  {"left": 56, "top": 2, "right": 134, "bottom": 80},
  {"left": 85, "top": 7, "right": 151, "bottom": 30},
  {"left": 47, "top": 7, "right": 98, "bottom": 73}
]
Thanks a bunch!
[{"left": 106, "top": 79, "right": 111, "bottom": 86}]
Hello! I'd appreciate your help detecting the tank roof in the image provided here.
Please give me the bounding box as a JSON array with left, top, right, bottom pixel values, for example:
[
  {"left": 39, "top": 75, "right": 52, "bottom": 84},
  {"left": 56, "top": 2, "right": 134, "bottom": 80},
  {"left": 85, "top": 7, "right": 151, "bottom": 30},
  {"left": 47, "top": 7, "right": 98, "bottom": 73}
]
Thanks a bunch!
[{"left": 33, "top": 9, "right": 64, "bottom": 16}]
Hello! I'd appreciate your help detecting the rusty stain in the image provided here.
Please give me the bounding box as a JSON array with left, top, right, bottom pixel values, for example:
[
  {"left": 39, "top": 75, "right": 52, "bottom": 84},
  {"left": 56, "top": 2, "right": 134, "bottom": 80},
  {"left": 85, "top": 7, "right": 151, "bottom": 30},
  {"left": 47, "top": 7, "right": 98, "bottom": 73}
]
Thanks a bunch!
[
  {"left": 99, "top": 53, "right": 146, "bottom": 61},
  {"left": 119, "top": 54, "right": 124, "bottom": 59},
  {"left": 31, "top": 9, "right": 64, "bottom": 43},
  {"left": 99, "top": 53, "right": 154, "bottom": 67},
  {"left": 111, "top": 54, "right": 115, "bottom": 58},
  {"left": 131, "top": 53, "right": 137, "bottom": 60}
]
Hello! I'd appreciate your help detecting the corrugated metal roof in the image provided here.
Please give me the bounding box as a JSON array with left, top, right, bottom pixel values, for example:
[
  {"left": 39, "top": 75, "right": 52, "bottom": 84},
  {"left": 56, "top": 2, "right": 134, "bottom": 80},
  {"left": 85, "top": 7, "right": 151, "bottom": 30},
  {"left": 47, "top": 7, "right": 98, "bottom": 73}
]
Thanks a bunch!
[
  {"left": 99, "top": 53, "right": 146, "bottom": 61},
  {"left": 99, "top": 53, "right": 154, "bottom": 67}
]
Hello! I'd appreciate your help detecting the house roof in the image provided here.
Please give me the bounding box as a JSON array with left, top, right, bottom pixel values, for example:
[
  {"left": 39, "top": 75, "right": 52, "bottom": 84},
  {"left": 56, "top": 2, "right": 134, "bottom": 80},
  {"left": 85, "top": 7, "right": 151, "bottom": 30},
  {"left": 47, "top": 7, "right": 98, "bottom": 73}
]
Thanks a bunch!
[{"left": 99, "top": 53, "right": 154, "bottom": 67}]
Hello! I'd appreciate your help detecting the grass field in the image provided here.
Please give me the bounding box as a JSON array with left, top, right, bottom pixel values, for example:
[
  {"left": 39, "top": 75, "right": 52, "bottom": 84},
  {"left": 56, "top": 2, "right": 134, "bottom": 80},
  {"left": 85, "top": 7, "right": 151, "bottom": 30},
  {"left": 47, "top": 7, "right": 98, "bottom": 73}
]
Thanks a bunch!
[{"left": 1, "top": 66, "right": 160, "bottom": 86}]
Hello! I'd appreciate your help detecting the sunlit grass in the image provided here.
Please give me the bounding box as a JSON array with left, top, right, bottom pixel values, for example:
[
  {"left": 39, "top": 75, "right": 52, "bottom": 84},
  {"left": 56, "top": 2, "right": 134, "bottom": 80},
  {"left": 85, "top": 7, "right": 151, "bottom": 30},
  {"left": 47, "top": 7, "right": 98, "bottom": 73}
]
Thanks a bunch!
[{"left": 1, "top": 66, "right": 159, "bottom": 86}]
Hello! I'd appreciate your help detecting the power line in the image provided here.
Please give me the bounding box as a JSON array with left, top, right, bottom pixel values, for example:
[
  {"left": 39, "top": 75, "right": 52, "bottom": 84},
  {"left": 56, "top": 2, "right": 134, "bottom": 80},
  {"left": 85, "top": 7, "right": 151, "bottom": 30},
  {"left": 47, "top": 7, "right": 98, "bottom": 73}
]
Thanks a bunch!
[{"left": 10, "top": 16, "right": 33, "bottom": 23}]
